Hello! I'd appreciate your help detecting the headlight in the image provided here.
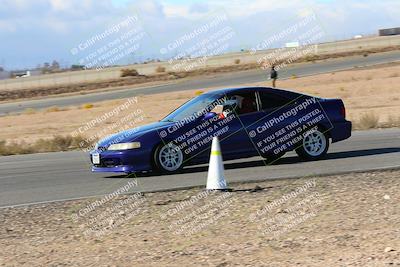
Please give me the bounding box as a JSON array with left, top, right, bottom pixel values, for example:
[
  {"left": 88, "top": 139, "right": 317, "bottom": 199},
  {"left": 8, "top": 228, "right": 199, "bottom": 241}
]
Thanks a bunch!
[{"left": 108, "top": 142, "right": 141, "bottom": 151}]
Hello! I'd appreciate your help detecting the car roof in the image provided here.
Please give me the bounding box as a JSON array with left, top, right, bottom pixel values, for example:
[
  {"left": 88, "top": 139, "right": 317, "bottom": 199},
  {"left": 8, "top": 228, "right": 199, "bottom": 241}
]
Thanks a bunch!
[
  {"left": 206, "top": 86, "right": 298, "bottom": 96},
  {"left": 205, "top": 87, "right": 260, "bottom": 94}
]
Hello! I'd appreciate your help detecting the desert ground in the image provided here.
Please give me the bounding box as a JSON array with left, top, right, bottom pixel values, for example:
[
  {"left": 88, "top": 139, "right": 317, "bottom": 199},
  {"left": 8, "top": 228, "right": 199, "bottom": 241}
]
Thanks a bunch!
[
  {"left": 1, "top": 35, "right": 399, "bottom": 94},
  {"left": 0, "top": 62, "right": 399, "bottom": 152},
  {"left": 0, "top": 169, "right": 399, "bottom": 266}
]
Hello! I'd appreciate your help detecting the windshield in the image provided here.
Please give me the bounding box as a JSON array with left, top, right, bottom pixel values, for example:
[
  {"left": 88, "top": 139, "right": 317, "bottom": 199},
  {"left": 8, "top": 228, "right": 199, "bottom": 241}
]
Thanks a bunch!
[{"left": 161, "top": 93, "right": 225, "bottom": 122}]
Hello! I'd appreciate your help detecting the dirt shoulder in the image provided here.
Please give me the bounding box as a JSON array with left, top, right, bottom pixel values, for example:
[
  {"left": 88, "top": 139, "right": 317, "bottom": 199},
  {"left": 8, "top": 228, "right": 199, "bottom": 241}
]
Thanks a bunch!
[
  {"left": 1, "top": 169, "right": 399, "bottom": 266},
  {"left": 1, "top": 46, "right": 400, "bottom": 102}
]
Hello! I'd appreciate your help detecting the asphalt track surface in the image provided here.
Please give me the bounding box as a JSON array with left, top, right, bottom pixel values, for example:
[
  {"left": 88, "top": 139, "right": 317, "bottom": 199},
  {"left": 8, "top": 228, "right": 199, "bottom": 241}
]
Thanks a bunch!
[
  {"left": 1, "top": 50, "right": 400, "bottom": 115},
  {"left": 0, "top": 128, "right": 399, "bottom": 208}
]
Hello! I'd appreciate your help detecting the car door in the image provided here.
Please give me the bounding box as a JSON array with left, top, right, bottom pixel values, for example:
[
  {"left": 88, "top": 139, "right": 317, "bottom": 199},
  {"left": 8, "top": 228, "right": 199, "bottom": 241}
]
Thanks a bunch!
[
  {"left": 218, "top": 90, "right": 265, "bottom": 158},
  {"left": 245, "top": 90, "right": 295, "bottom": 156}
]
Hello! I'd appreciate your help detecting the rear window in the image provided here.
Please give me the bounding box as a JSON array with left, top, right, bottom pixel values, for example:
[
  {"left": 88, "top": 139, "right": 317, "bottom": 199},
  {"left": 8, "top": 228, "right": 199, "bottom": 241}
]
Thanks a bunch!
[{"left": 259, "top": 91, "right": 292, "bottom": 110}]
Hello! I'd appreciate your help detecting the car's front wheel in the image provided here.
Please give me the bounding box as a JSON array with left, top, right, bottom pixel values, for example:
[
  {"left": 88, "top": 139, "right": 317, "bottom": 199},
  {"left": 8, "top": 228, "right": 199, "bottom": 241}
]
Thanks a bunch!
[
  {"left": 154, "top": 142, "right": 184, "bottom": 173},
  {"left": 296, "top": 128, "right": 329, "bottom": 161}
]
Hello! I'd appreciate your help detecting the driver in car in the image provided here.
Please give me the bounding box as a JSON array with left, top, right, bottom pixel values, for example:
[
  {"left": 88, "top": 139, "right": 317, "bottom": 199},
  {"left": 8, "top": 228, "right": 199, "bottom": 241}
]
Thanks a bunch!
[{"left": 212, "top": 94, "right": 256, "bottom": 119}]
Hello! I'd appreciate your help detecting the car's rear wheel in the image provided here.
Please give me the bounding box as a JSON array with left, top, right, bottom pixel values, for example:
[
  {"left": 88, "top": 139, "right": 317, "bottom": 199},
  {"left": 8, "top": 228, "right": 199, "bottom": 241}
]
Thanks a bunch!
[
  {"left": 154, "top": 142, "right": 184, "bottom": 173},
  {"left": 296, "top": 128, "right": 329, "bottom": 160}
]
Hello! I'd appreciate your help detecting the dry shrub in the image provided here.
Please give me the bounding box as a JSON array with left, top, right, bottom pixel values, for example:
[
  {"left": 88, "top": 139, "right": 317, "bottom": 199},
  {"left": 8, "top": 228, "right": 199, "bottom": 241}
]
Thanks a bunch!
[
  {"left": 195, "top": 90, "right": 204, "bottom": 96},
  {"left": 388, "top": 73, "right": 399, "bottom": 78},
  {"left": 0, "top": 140, "right": 35, "bottom": 155},
  {"left": 156, "top": 66, "right": 166, "bottom": 73},
  {"left": 0, "top": 135, "right": 88, "bottom": 156},
  {"left": 234, "top": 59, "right": 241, "bottom": 64},
  {"left": 0, "top": 141, "right": 7, "bottom": 155},
  {"left": 120, "top": 68, "right": 139, "bottom": 77},
  {"left": 303, "top": 55, "right": 318, "bottom": 62},
  {"left": 82, "top": 103, "right": 94, "bottom": 109},
  {"left": 358, "top": 112, "right": 379, "bottom": 129},
  {"left": 387, "top": 115, "right": 400, "bottom": 127},
  {"left": 24, "top": 108, "right": 36, "bottom": 115},
  {"left": 45, "top": 106, "right": 60, "bottom": 112},
  {"left": 49, "top": 135, "right": 87, "bottom": 151},
  {"left": 291, "top": 74, "right": 297, "bottom": 79}
]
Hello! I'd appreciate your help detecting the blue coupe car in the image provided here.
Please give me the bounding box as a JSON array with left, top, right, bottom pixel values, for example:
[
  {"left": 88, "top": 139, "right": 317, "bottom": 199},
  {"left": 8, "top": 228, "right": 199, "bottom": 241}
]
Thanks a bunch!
[{"left": 90, "top": 87, "right": 351, "bottom": 174}]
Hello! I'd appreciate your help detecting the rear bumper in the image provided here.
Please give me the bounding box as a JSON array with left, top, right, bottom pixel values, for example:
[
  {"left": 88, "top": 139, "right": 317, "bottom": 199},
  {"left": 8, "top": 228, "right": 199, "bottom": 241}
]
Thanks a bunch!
[{"left": 330, "top": 120, "right": 352, "bottom": 143}]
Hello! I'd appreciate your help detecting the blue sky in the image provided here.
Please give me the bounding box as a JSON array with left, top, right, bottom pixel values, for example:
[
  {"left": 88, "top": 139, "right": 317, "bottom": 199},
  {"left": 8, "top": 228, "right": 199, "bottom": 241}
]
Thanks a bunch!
[{"left": 0, "top": 0, "right": 399, "bottom": 70}]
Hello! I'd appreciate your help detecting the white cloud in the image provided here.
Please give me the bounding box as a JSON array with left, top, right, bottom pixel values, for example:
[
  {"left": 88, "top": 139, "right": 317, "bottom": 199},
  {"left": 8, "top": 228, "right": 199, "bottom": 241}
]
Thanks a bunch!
[
  {"left": 163, "top": 4, "right": 190, "bottom": 18},
  {"left": 0, "top": 21, "right": 16, "bottom": 33},
  {"left": 132, "top": 0, "right": 165, "bottom": 17},
  {"left": 49, "top": 0, "right": 71, "bottom": 12}
]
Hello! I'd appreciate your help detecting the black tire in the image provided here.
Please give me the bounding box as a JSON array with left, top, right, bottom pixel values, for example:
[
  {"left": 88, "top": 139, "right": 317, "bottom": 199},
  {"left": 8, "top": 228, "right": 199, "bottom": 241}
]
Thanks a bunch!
[
  {"left": 296, "top": 128, "right": 329, "bottom": 161},
  {"left": 153, "top": 142, "right": 184, "bottom": 173}
]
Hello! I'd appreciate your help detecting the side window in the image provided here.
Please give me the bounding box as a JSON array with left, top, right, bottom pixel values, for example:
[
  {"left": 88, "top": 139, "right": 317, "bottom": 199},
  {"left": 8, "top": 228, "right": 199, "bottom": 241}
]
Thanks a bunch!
[
  {"left": 259, "top": 92, "right": 291, "bottom": 110},
  {"left": 226, "top": 92, "right": 258, "bottom": 115}
]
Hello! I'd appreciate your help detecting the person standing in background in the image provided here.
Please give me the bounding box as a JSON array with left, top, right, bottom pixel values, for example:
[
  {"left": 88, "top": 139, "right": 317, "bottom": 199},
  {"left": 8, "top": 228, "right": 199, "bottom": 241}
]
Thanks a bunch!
[{"left": 270, "top": 66, "right": 278, "bottom": 87}]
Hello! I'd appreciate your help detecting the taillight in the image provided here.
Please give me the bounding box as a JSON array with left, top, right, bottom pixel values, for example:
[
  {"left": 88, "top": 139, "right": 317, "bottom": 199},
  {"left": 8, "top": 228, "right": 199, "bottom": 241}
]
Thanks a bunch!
[{"left": 340, "top": 105, "right": 346, "bottom": 119}]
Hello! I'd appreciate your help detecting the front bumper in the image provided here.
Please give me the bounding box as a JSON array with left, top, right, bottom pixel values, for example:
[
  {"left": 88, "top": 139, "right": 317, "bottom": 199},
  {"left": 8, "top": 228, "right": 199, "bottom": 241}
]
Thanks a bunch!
[
  {"left": 92, "top": 165, "right": 137, "bottom": 173},
  {"left": 90, "top": 149, "right": 152, "bottom": 173}
]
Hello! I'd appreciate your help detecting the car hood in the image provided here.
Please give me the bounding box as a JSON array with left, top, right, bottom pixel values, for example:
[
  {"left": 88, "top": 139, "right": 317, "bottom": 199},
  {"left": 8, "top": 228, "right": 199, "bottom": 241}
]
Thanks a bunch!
[{"left": 97, "top": 121, "right": 173, "bottom": 148}]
